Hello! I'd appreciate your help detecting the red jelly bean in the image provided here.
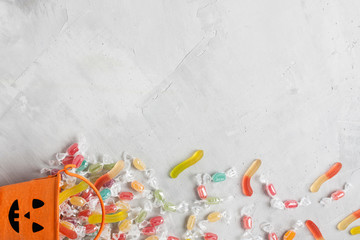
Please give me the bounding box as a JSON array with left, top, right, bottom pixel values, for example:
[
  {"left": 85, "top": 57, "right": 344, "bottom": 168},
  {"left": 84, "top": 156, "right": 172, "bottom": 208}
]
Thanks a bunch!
[
  {"left": 63, "top": 156, "right": 74, "bottom": 165},
  {"left": 197, "top": 185, "right": 207, "bottom": 199},
  {"left": 242, "top": 215, "right": 252, "bottom": 229},
  {"left": 268, "top": 232, "right": 278, "bottom": 240},
  {"left": 266, "top": 183, "right": 277, "bottom": 197},
  {"left": 73, "top": 155, "right": 84, "bottom": 168},
  {"left": 85, "top": 224, "right": 97, "bottom": 234},
  {"left": 284, "top": 200, "right": 298, "bottom": 208},
  {"left": 81, "top": 189, "right": 93, "bottom": 201},
  {"left": 78, "top": 209, "right": 91, "bottom": 218},
  {"left": 142, "top": 226, "right": 156, "bottom": 235},
  {"left": 103, "top": 179, "right": 115, "bottom": 188},
  {"left": 105, "top": 204, "right": 118, "bottom": 214},
  {"left": 331, "top": 190, "right": 345, "bottom": 200},
  {"left": 167, "top": 237, "right": 179, "bottom": 240},
  {"left": 67, "top": 143, "right": 79, "bottom": 155},
  {"left": 119, "top": 192, "right": 134, "bottom": 201},
  {"left": 150, "top": 216, "right": 164, "bottom": 226},
  {"left": 204, "top": 232, "right": 218, "bottom": 240}
]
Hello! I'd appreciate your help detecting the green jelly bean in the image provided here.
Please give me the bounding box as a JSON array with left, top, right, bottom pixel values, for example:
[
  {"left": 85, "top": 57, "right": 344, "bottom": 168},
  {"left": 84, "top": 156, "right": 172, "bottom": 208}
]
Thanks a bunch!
[
  {"left": 89, "top": 173, "right": 102, "bottom": 183},
  {"left": 103, "top": 163, "right": 116, "bottom": 171},
  {"left": 135, "top": 210, "right": 147, "bottom": 223},
  {"left": 89, "top": 163, "right": 103, "bottom": 173},
  {"left": 154, "top": 189, "right": 165, "bottom": 202},
  {"left": 100, "top": 188, "right": 111, "bottom": 200},
  {"left": 76, "top": 160, "right": 89, "bottom": 172},
  {"left": 206, "top": 197, "right": 221, "bottom": 205},
  {"left": 163, "top": 202, "right": 176, "bottom": 212},
  {"left": 212, "top": 172, "right": 226, "bottom": 182}
]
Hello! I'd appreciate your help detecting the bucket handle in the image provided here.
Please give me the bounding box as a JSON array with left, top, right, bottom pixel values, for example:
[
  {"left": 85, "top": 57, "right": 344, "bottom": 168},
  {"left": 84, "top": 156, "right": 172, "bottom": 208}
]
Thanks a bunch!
[{"left": 58, "top": 164, "right": 105, "bottom": 240}]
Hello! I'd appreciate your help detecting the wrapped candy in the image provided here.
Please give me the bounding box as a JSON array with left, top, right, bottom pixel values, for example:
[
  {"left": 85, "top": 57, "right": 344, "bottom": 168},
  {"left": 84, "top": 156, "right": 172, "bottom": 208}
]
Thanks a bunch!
[
  {"left": 320, "top": 183, "right": 352, "bottom": 206},
  {"left": 261, "top": 222, "right": 278, "bottom": 240}
]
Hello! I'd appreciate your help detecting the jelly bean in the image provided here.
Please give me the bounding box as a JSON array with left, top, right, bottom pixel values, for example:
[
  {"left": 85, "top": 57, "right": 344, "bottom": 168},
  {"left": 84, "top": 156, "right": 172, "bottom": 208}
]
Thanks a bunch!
[
  {"left": 135, "top": 210, "right": 148, "bottom": 223},
  {"left": 145, "top": 236, "right": 159, "bottom": 240},
  {"left": 350, "top": 226, "right": 360, "bottom": 235},
  {"left": 197, "top": 185, "right": 207, "bottom": 199},
  {"left": 167, "top": 236, "right": 179, "bottom": 240},
  {"left": 187, "top": 215, "right": 196, "bottom": 230},
  {"left": 67, "top": 143, "right": 79, "bottom": 155},
  {"left": 78, "top": 209, "right": 91, "bottom": 218},
  {"left": 150, "top": 216, "right": 164, "bottom": 226},
  {"left": 81, "top": 189, "right": 93, "bottom": 201},
  {"left": 59, "top": 221, "right": 77, "bottom": 239},
  {"left": 100, "top": 188, "right": 111, "bottom": 200},
  {"left": 89, "top": 163, "right": 103, "bottom": 173},
  {"left": 305, "top": 220, "right": 324, "bottom": 240},
  {"left": 154, "top": 189, "right": 165, "bottom": 202},
  {"left": 70, "top": 196, "right": 87, "bottom": 207},
  {"left": 283, "top": 230, "right": 296, "bottom": 240},
  {"left": 94, "top": 160, "right": 124, "bottom": 189},
  {"left": 59, "top": 181, "right": 88, "bottom": 204},
  {"left": 284, "top": 200, "right": 298, "bottom": 209},
  {"left": 103, "top": 162, "right": 116, "bottom": 171},
  {"left": 119, "top": 219, "right": 132, "bottom": 232},
  {"left": 116, "top": 201, "right": 130, "bottom": 211},
  {"left": 119, "top": 192, "right": 134, "bottom": 201},
  {"left": 310, "top": 162, "right": 342, "bottom": 192},
  {"left": 116, "top": 233, "right": 126, "bottom": 240},
  {"left": 142, "top": 226, "right": 156, "bottom": 235},
  {"left": 163, "top": 202, "right": 177, "bottom": 212},
  {"left": 212, "top": 172, "right": 226, "bottom": 182},
  {"left": 85, "top": 224, "right": 98, "bottom": 234},
  {"left": 242, "top": 216, "right": 252, "bottom": 229},
  {"left": 242, "top": 159, "right": 262, "bottom": 196},
  {"left": 76, "top": 160, "right": 89, "bottom": 172},
  {"left": 131, "top": 180, "right": 144, "bottom": 193},
  {"left": 73, "top": 155, "right": 84, "bottom": 168},
  {"left": 204, "top": 232, "right": 218, "bottom": 240},
  {"left": 88, "top": 211, "right": 128, "bottom": 224},
  {"left": 133, "top": 157, "right": 146, "bottom": 171},
  {"left": 207, "top": 212, "right": 222, "bottom": 222},
  {"left": 337, "top": 209, "right": 360, "bottom": 230},
  {"left": 63, "top": 156, "right": 75, "bottom": 165},
  {"left": 170, "top": 150, "right": 204, "bottom": 178},
  {"left": 332, "top": 190, "right": 345, "bottom": 200}
]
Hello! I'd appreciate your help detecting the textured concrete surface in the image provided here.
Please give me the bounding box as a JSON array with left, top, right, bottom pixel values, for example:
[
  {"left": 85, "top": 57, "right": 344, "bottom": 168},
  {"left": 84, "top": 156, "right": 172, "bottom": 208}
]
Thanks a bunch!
[{"left": 1, "top": 0, "right": 360, "bottom": 239}]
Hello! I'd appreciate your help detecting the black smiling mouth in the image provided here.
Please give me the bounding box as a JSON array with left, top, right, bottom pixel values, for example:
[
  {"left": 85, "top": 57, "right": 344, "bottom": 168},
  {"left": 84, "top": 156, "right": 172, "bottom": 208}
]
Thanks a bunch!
[{"left": 8, "top": 199, "right": 45, "bottom": 233}]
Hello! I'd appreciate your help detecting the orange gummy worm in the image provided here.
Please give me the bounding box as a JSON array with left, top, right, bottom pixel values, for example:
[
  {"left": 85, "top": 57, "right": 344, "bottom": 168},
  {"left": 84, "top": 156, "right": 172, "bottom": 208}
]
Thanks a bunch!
[
  {"left": 94, "top": 160, "right": 124, "bottom": 189},
  {"left": 310, "top": 162, "right": 342, "bottom": 192},
  {"left": 242, "top": 159, "right": 261, "bottom": 196},
  {"left": 306, "top": 220, "right": 324, "bottom": 240},
  {"left": 337, "top": 209, "right": 360, "bottom": 231}
]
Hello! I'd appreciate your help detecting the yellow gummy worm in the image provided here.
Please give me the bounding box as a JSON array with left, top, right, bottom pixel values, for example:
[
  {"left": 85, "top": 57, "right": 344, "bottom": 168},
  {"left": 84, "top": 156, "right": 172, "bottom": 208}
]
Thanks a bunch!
[
  {"left": 88, "top": 211, "right": 128, "bottom": 224},
  {"left": 59, "top": 181, "right": 88, "bottom": 205},
  {"left": 350, "top": 226, "right": 360, "bottom": 235},
  {"left": 170, "top": 150, "right": 204, "bottom": 178}
]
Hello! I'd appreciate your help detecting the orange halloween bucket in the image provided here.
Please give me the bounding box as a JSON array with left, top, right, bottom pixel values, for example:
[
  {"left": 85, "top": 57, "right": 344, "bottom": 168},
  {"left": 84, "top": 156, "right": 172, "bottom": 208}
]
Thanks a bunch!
[{"left": 0, "top": 164, "right": 105, "bottom": 240}]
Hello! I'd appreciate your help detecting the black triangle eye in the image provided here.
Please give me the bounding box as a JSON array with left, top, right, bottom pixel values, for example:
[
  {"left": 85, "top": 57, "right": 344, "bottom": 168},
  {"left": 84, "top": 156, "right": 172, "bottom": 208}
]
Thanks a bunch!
[
  {"left": 32, "top": 222, "right": 44, "bottom": 233},
  {"left": 32, "top": 199, "right": 44, "bottom": 209},
  {"left": 24, "top": 212, "right": 30, "bottom": 219}
]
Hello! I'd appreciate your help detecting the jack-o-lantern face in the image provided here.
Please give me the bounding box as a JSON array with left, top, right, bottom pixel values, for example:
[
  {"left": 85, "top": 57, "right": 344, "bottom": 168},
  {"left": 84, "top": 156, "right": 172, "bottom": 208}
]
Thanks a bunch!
[
  {"left": 8, "top": 199, "right": 45, "bottom": 233},
  {"left": 0, "top": 175, "right": 60, "bottom": 239}
]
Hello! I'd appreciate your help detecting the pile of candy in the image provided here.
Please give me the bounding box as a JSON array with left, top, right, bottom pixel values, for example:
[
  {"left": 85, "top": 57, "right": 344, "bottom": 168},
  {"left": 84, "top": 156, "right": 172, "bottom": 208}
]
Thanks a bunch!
[{"left": 41, "top": 138, "right": 360, "bottom": 240}]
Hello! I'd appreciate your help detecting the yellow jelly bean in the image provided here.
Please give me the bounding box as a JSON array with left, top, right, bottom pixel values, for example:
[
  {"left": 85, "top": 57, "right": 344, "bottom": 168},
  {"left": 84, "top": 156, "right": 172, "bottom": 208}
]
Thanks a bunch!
[
  {"left": 170, "top": 150, "right": 204, "bottom": 178},
  {"left": 131, "top": 180, "right": 144, "bottom": 193},
  {"left": 116, "top": 201, "right": 130, "bottom": 211},
  {"left": 133, "top": 158, "right": 146, "bottom": 171},
  {"left": 59, "top": 181, "right": 88, "bottom": 205},
  {"left": 207, "top": 212, "right": 221, "bottom": 222},
  {"left": 145, "top": 236, "right": 159, "bottom": 240},
  {"left": 187, "top": 215, "right": 196, "bottom": 230},
  {"left": 88, "top": 211, "right": 128, "bottom": 224},
  {"left": 69, "top": 196, "right": 86, "bottom": 207},
  {"left": 119, "top": 219, "right": 131, "bottom": 232}
]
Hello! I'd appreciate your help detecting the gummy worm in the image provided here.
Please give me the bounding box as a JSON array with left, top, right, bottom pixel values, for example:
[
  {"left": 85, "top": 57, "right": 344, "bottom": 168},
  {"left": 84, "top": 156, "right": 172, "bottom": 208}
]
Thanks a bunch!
[
  {"left": 94, "top": 160, "right": 125, "bottom": 189},
  {"left": 337, "top": 209, "right": 360, "bottom": 231},
  {"left": 88, "top": 211, "right": 128, "bottom": 224},
  {"left": 350, "top": 226, "right": 360, "bottom": 235},
  {"left": 310, "top": 162, "right": 342, "bottom": 192},
  {"left": 170, "top": 150, "right": 204, "bottom": 178},
  {"left": 242, "top": 159, "right": 262, "bottom": 196},
  {"left": 305, "top": 220, "right": 324, "bottom": 240},
  {"left": 59, "top": 181, "right": 88, "bottom": 205}
]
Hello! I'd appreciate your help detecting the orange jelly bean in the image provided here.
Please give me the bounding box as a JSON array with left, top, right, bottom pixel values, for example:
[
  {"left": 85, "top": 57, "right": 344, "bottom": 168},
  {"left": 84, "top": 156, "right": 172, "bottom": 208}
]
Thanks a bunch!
[{"left": 131, "top": 180, "right": 144, "bottom": 193}]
